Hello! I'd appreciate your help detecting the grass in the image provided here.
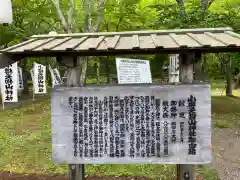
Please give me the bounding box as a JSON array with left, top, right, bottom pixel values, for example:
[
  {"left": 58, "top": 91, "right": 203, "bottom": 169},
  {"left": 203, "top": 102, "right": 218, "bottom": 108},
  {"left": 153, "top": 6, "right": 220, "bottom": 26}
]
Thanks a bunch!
[
  {"left": 211, "top": 80, "right": 240, "bottom": 129},
  {"left": 0, "top": 80, "right": 239, "bottom": 179}
]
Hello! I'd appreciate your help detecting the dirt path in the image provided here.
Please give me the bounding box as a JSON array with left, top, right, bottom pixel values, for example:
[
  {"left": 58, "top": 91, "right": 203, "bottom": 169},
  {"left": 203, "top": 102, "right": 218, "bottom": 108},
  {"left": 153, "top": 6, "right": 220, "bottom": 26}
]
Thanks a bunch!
[
  {"left": 0, "top": 172, "right": 151, "bottom": 180},
  {"left": 211, "top": 128, "right": 240, "bottom": 180}
]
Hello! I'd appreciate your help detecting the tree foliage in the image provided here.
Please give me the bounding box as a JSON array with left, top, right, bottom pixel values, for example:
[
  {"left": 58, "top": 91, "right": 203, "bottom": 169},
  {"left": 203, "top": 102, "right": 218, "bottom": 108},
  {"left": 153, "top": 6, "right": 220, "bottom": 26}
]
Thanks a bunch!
[{"left": 1, "top": 0, "right": 240, "bottom": 81}]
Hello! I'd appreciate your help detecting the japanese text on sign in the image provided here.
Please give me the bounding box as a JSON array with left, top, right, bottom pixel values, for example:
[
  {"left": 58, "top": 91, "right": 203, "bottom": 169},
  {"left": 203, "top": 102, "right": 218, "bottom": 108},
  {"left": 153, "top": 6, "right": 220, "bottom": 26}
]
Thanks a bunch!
[
  {"left": 33, "top": 62, "right": 47, "bottom": 94},
  {"left": 116, "top": 58, "right": 152, "bottom": 84},
  {"left": 0, "top": 62, "right": 18, "bottom": 102},
  {"left": 51, "top": 84, "right": 211, "bottom": 164},
  {"left": 18, "top": 67, "right": 23, "bottom": 90}
]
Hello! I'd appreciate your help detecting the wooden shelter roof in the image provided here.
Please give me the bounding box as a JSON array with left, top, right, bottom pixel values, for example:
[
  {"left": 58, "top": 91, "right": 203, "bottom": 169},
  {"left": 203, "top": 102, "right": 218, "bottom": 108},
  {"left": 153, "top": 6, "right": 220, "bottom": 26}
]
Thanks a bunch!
[{"left": 1, "top": 27, "right": 240, "bottom": 57}]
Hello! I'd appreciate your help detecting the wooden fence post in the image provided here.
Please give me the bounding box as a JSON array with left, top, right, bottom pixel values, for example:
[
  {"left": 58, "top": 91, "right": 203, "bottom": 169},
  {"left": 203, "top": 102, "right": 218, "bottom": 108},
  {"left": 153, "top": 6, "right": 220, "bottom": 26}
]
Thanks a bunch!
[
  {"left": 64, "top": 56, "right": 87, "bottom": 180},
  {"left": 177, "top": 53, "right": 195, "bottom": 180}
]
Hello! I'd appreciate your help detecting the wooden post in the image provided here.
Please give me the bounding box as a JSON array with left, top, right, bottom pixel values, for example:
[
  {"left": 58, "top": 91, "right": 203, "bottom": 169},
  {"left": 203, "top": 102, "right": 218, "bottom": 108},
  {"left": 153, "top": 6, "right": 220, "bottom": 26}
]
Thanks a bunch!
[
  {"left": 193, "top": 52, "right": 202, "bottom": 82},
  {"left": 226, "top": 54, "right": 233, "bottom": 96},
  {"left": 201, "top": 55, "right": 208, "bottom": 82},
  {"left": 0, "top": 53, "right": 14, "bottom": 69},
  {"left": 105, "top": 57, "right": 110, "bottom": 84},
  {"left": 64, "top": 56, "right": 87, "bottom": 180},
  {"left": 96, "top": 61, "right": 100, "bottom": 84},
  {"left": 177, "top": 53, "right": 195, "bottom": 180}
]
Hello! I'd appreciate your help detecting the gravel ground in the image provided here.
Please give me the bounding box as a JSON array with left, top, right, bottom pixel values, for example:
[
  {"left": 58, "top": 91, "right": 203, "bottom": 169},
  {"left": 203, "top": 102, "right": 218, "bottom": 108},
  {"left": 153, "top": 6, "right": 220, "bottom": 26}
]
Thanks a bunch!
[{"left": 211, "top": 128, "right": 240, "bottom": 180}]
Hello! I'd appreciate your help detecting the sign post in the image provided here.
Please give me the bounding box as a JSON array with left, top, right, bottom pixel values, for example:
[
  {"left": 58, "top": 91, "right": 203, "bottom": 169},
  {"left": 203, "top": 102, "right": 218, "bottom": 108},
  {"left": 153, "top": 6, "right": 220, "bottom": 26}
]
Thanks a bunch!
[
  {"left": 61, "top": 57, "right": 87, "bottom": 180},
  {"left": 177, "top": 53, "right": 197, "bottom": 180}
]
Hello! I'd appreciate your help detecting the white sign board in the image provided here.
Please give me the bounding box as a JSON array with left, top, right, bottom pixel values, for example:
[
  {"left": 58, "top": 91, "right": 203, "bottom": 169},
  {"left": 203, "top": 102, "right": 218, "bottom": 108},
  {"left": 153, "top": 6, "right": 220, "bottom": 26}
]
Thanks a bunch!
[
  {"left": 0, "top": 62, "right": 18, "bottom": 102},
  {"left": 33, "top": 62, "right": 47, "bottom": 94},
  {"left": 0, "top": 0, "right": 13, "bottom": 24},
  {"left": 49, "top": 65, "right": 63, "bottom": 87},
  {"left": 51, "top": 84, "right": 211, "bottom": 164},
  {"left": 116, "top": 58, "right": 152, "bottom": 84},
  {"left": 17, "top": 67, "right": 24, "bottom": 90},
  {"left": 169, "top": 55, "right": 179, "bottom": 83}
]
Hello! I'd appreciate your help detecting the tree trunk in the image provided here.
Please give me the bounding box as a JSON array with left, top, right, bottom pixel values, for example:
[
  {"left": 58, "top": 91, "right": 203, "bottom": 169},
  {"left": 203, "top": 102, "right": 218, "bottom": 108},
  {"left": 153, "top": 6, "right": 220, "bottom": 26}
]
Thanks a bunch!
[
  {"left": 226, "top": 55, "right": 233, "bottom": 96},
  {"left": 201, "top": 0, "right": 208, "bottom": 10},
  {"left": 176, "top": 0, "right": 186, "bottom": 17}
]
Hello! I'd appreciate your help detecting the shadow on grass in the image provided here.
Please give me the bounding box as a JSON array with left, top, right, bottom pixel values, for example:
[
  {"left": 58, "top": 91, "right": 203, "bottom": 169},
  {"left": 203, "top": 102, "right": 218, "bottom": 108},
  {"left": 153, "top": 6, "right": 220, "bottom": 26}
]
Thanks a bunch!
[
  {"left": 212, "top": 95, "right": 240, "bottom": 128},
  {"left": 212, "top": 95, "right": 240, "bottom": 114},
  {"left": 0, "top": 171, "right": 151, "bottom": 180}
]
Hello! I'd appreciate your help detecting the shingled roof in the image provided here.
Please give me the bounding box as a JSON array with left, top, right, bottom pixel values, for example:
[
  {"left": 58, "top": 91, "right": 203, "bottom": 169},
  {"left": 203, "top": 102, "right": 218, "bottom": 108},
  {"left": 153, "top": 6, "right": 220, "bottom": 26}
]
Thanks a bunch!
[{"left": 1, "top": 27, "right": 240, "bottom": 57}]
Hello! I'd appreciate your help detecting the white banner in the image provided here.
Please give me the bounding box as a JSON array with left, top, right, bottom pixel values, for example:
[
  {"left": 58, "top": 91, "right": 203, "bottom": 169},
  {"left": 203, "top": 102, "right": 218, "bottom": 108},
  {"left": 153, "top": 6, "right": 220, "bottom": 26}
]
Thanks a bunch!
[
  {"left": 33, "top": 62, "right": 47, "bottom": 94},
  {"left": 49, "top": 65, "right": 63, "bottom": 87},
  {"left": 116, "top": 58, "right": 152, "bottom": 84},
  {"left": 0, "top": 68, "right": 3, "bottom": 89},
  {"left": 0, "top": 0, "right": 13, "bottom": 24},
  {"left": 169, "top": 55, "right": 179, "bottom": 83},
  {"left": 17, "top": 67, "right": 24, "bottom": 90},
  {"left": 0, "top": 62, "right": 18, "bottom": 102},
  {"left": 30, "top": 68, "right": 34, "bottom": 81}
]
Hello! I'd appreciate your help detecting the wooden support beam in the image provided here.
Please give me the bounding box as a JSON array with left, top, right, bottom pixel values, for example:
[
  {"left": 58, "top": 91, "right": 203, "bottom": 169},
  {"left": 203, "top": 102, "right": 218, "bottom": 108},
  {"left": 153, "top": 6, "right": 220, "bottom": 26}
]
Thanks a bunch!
[
  {"left": 186, "top": 33, "right": 211, "bottom": 47},
  {"left": 63, "top": 37, "right": 88, "bottom": 51},
  {"left": 42, "top": 37, "right": 72, "bottom": 51},
  {"left": 179, "top": 53, "right": 194, "bottom": 83},
  {"left": 24, "top": 38, "right": 56, "bottom": 51},
  {"left": 1, "top": 38, "right": 37, "bottom": 52},
  {"left": 0, "top": 53, "right": 19, "bottom": 68},
  {"left": 177, "top": 53, "right": 195, "bottom": 180},
  {"left": 204, "top": 32, "right": 237, "bottom": 47},
  {"left": 31, "top": 27, "right": 233, "bottom": 38},
  {"left": 68, "top": 164, "right": 85, "bottom": 180},
  {"left": 193, "top": 52, "right": 202, "bottom": 82},
  {"left": 169, "top": 33, "right": 188, "bottom": 48},
  {"left": 150, "top": 34, "right": 164, "bottom": 48},
  {"left": 89, "top": 36, "right": 105, "bottom": 50},
  {"left": 107, "top": 35, "right": 120, "bottom": 50},
  {"left": 64, "top": 55, "right": 88, "bottom": 180},
  {"left": 224, "top": 31, "right": 240, "bottom": 39}
]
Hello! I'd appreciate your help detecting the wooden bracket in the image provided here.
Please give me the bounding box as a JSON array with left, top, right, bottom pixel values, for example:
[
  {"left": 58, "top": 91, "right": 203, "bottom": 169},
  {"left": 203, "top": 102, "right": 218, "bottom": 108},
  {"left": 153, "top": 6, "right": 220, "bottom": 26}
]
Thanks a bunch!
[
  {"left": 179, "top": 53, "right": 195, "bottom": 65},
  {"left": 0, "top": 53, "right": 24, "bottom": 68},
  {"left": 195, "top": 52, "right": 202, "bottom": 63}
]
